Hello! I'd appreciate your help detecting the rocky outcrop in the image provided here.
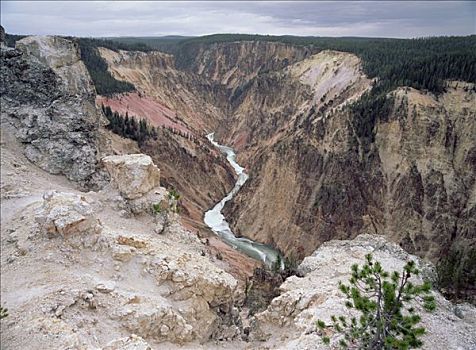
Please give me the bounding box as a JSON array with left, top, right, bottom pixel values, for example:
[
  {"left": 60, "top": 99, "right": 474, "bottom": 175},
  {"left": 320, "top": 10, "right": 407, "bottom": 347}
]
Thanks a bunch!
[
  {"left": 102, "top": 154, "right": 160, "bottom": 199},
  {"left": 1, "top": 150, "right": 240, "bottom": 349},
  {"left": 101, "top": 153, "right": 169, "bottom": 217},
  {"left": 16, "top": 36, "right": 97, "bottom": 97},
  {"left": 250, "top": 234, "right": 476, "bottom": 349},
  {"left": 35, "top": 190, "right": 102, "bottom": 236},
  {"left": 0, "top": 36, "right": 103, "bottom": 186}
]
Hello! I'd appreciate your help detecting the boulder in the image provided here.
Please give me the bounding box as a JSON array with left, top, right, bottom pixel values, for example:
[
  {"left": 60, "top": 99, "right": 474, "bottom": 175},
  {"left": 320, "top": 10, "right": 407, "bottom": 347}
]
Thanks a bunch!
[
  {"left": 117, "top": 302, "right": 194, "bottom": 344},
  {"left": 102, "top": 154, "right": 161, "bottom": 199},
  {"left": 102, "top": 335, "right": 151, "bottom": 350},
  {"left": 35, "top": 191, "right": 102, "bottom": 236}
]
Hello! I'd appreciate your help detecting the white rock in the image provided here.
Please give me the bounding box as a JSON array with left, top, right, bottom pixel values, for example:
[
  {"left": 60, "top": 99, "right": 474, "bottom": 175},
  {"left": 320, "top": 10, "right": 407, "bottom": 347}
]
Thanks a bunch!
[
  {"left": 102, "top": 154, "right": 161, "bottom": 200},
  {"left": 35, "top": 191, "right": 102, "bottom": 236},
  {"left": 252, "top": 234, "right": 476, "bottom": 350},
  {"left": 112, "top": 245, "right": 136, "bottom": 262},
  {"left": 102, "top": 334, "right": 152, "bottom": 350},
  {"left": 96, "top": 281, "right": 116, "bottom": 293}
]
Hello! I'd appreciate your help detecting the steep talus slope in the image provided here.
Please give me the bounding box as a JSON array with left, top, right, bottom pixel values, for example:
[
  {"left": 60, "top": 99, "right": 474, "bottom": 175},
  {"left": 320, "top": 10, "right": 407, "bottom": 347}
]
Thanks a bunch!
[
  {"left": 0, "top": 36, "right": 105, "bottom": 187},
  {"left": 97, "top": 92, "right": 189, "bottom": 132}
]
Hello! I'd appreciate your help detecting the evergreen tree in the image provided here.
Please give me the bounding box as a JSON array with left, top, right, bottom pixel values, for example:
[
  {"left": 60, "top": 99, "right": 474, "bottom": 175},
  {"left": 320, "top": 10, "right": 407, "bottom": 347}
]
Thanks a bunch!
[
  {"left": 317, "top": 254, "right": 436, "bottom": 349},
  {"left": 101, "top": 104, "right": 156, "bottom": 144}
]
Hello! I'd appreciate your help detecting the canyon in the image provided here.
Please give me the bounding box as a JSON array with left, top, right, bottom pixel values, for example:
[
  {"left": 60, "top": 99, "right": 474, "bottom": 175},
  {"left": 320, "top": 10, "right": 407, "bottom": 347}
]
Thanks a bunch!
[
  {"left": 1, "top": 30, "right": 475, "bottom": 349},
  {"left": 98, "top": 38, "right": 475, "bottom": 271}
]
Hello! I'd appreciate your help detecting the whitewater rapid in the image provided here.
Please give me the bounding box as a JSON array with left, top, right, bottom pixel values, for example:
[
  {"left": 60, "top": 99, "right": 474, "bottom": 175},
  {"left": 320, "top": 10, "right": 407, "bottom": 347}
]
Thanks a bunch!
[{"left": 204, "top": 133, "right": 283, "bottom": 268}]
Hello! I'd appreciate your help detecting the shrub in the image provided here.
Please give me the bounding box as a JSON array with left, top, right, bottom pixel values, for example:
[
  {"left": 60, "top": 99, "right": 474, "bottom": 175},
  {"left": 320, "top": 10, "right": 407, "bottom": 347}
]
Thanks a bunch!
[
  {"left": 168, "top": 188, "right": 181, "bottom": 213},
  {"left": 152, "top": 202, "right": 162, "bottom": 214},
  {"left": 317, "top": 254, "right": 436, "bottom": 349},
  {"left": 0, "top": 306, "right": 8, "bottom": 319}
]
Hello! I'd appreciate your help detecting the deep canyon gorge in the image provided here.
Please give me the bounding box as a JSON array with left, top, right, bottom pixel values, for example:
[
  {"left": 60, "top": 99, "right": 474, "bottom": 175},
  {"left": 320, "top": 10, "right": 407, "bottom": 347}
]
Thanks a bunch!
[{"left": 1, "top": 26, "right": 475, "bottom": 349}]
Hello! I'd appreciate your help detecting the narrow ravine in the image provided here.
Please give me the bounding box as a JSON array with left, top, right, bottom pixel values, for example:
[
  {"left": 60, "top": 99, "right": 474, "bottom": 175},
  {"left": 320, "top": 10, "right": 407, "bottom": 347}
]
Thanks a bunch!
[{"left": 204, "top": 133, "right": 283, "bottom": 268}]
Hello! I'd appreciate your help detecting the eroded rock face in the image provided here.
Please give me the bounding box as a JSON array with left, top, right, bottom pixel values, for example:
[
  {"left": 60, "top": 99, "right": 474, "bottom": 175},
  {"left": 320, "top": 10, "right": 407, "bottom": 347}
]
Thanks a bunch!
[
  {"left": 251, "top": 234, "right": 476, "bottom": 349},
  {"left": 223, "top": 50, "right": 475, "bottom": 273},
  {"left": 102, "top": 154, "right": 161, "bottom": 200},
  {"left": 16, "top": 36, "right": 96, "bottom": 97},
  {"left": 35, "top": 191, "right": 102, "bottom": 236},
  {"left": 0, "top": 36, "right": 102, "bottom": 186}
]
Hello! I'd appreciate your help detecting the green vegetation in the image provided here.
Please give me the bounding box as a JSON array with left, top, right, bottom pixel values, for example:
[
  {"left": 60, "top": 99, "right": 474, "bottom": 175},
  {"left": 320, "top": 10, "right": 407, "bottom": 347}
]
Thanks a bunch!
[
  {"left": 152, "top": 202, "right": 162, "bottom": 215},
  {"left": 437, "top": 244, "right": 476, "bottom": 302},
  {"left": 104, "top": 36, "right": 191, "bottom": 53},
  {"left": 0, "top": 306, "right": 8, "bottom": 319},
  {"left": 168, "top": 188, "right": 181, "bottom": 201},
  {"left": 317, "top": 254, "right": 435, "bottom": 349},
  {"left": 272, "top": 255, "right": 283, "bottom": 273},
  {"left": 348, "top": 85, "right": 396, "bottom": 145},
  {"left": 177, "top": 34, "right": 476, "bottom": 93},
  {"left": 4, "top": 33, "right": 26, "bottom": 47},
  {"left": 101, "top": 105, "right": 157, "bottom": 144},
  {"left": 151, "top": 189, "right": 181, "bottom": 215},
  {"left": 77, "top": 38, "right": 137, "bottom": 96},
  {"left": 168, "top": 188, "right": 181, "bottom": 213},
  {"left": 76, "top": 37, "right": 154, "bottom": 53}
]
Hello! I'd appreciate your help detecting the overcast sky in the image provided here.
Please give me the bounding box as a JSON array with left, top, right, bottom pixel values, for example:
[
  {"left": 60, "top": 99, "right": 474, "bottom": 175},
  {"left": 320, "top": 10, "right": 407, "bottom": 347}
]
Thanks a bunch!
[{"left": 1, "top": 1, "right": 475, "bottom": 38}]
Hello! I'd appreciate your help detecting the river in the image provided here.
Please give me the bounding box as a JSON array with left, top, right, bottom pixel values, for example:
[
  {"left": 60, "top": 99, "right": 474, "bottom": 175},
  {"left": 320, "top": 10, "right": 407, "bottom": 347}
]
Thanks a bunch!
[{"left": 204, "top": 133, "right": 283, "bottom": 269}]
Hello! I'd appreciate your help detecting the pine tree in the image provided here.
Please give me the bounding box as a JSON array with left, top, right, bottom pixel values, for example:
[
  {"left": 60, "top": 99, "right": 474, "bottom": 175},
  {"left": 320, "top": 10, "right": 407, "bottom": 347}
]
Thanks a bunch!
[{"left": 317, "top": 254, "right": 436, "bottom": 349}]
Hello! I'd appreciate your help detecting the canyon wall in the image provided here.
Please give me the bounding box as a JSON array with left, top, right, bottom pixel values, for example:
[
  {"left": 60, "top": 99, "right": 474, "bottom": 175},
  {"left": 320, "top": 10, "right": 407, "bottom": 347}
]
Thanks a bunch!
[
  {"left": 97, "top": 39, "right": 475, "bottom": 271},
  {"left": 221, "top": 48, "right": 475, "bottom": 267}
]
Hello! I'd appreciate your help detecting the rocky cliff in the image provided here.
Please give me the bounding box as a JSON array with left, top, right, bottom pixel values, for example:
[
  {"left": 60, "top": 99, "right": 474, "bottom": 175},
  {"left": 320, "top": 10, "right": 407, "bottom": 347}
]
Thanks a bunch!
[
  {"left": 224, "top": 78, "right": 475, "bottom": 267},
  {"left": 0, "top": 36, "right": 104, "bottom": 187},
  {"left": 177, "top": 40, "right": 314, "bottom": 91},
  {"left": 212, "top": 46, "right": 476, "bottom": 276}
]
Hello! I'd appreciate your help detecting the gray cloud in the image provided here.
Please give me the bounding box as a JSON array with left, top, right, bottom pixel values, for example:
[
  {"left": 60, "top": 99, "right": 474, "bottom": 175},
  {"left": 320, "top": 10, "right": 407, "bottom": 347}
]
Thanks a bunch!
[{"left": 1, "top": 1, "right": 474, "bottom": 38}]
